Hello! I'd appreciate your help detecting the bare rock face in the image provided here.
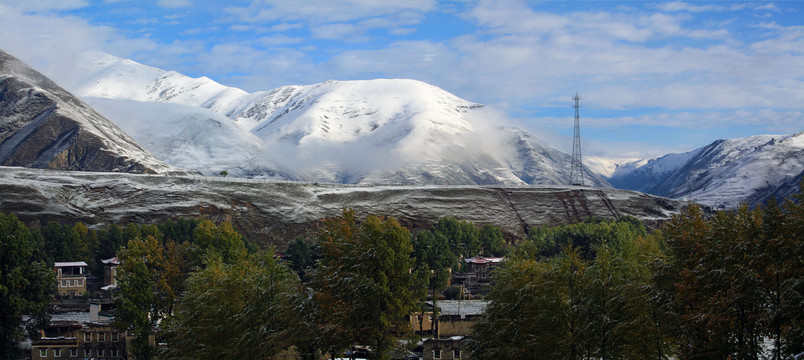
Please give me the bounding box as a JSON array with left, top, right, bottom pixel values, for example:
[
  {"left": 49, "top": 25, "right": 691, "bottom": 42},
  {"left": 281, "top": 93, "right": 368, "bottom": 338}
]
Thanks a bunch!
[
  {"left": 0, "top": 167, "right": 689, "bottom": 249},
  {"left": 0, "top": 50, "right": 176, "bottom": 173}
]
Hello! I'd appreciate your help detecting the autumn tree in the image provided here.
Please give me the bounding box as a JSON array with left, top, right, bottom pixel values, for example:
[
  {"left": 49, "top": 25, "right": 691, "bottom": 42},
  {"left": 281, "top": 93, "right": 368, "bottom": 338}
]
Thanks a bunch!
[
  {"left": 0, "top": 213, "right": 55, "bottom": 359},
  {"left": 313, "top": 209, "right": 423, "bottom": 360},
  {"left": 473, "top": 218, "right": 670, "bottom": 360},
  {"left": 161, "top": 251, "right": 301, "bottom": 359},
  {"left": 115, "top": 235, "right": 173, "bottom": 360}
]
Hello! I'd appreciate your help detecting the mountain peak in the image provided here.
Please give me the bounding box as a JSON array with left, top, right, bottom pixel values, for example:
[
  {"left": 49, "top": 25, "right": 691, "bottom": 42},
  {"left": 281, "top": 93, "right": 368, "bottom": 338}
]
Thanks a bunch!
[{"left": 0, "top": 49, "right": 179, "bottom": 174}]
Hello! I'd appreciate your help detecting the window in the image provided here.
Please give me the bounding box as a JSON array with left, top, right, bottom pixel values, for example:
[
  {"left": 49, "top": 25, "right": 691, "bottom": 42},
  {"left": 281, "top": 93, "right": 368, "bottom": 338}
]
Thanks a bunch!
[
  {"left": 433, "top": 349, "right": 441, "bottom": 359},
  {"left": 98, "top": 349, "right": 105, "bottom": 357},
  {"left": 85, "top": 332, "right": 92, "bottom": 342},
  {"left": 77, "top": 279, "right": 83, "bottom": 287},
  {"left": 53, "top": 348, "right": 62, "bottom": 357},
  {"left": 84, "top": 349, "right": 91, "bottom": 357},
  {"left": 70, "top": 348, "right": 78, "bottom": 357},
  {"left": 453, "top": 350, "right": 461, "bottom": 359},
  {"left": 61, "top": 280, "right": 68, "bottom": 287},
  {"left": 112, "top": 332, "right": 119, "bottom": 342},
  {"left": 99, "top": 332, "right": 106, "bottom": 342},
  {"left": 39, "top": 348, "right": 47, "bottom": 357}
]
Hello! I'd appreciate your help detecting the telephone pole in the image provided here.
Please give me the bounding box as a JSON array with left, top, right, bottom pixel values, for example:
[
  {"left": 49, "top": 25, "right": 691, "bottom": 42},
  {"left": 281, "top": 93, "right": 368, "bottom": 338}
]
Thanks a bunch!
[{"left": 569, "top": 92, "right": 584, "bottom": 186}]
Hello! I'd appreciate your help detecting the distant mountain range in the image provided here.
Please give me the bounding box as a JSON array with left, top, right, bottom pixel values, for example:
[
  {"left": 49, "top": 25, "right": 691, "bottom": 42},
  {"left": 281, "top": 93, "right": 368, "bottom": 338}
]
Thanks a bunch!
[
  {"left": 603, "top": 132, "right": 804, "bottom": 207},
  {"left": 1, "top": 48, "right": 802, "bottom": 208}
]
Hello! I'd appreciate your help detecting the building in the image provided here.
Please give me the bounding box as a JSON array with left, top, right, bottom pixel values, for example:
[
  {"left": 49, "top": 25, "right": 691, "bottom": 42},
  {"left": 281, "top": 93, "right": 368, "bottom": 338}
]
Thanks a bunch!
[
  {"left": 101, "top": 256, "right": 120, "bottom": 289},
  {"left": 423, "top": 336, "right": 471, "bottom": 360},
  {"left": 54, "top": 262, "right": 88, "bottom": 297},
  {"left": 31, "top": 320, "right": 127, "bottom": 360},
  {"left": 410, "top": 300, "right": 487, "bottom": 337},
  {"left": 463, "top": 257, "right": 503, "bottom": 285}
]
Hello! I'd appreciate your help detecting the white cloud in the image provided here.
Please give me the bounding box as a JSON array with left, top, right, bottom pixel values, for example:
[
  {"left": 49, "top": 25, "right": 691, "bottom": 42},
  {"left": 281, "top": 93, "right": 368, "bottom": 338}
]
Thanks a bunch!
[
  {"left": 0, "top": 0, "right": 87, "bottom": 12},
  {"left": 157, "top": 0, "right": 191, "bottom": 8},
  {"left": 225, "top": 0, "right": 436, "bottom": 23}
]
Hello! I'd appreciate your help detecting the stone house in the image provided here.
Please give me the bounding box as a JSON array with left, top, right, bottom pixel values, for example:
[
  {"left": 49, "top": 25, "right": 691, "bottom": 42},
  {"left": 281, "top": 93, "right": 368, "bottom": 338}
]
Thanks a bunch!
[
  {"left": 54, "top": 262, "right": 88, "bottom": 297},
  {"left": 31, "top": 320, "right": 127, "bottom": 360},
  {"left": 423, "top": 336, "right": 471, "bottom": 360}
]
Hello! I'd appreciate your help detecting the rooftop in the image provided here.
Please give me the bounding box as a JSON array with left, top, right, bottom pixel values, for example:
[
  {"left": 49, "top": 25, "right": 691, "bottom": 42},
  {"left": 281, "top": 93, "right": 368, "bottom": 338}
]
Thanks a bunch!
[{"left": 54, "top": 261, "right": 88, "bottom": 267}]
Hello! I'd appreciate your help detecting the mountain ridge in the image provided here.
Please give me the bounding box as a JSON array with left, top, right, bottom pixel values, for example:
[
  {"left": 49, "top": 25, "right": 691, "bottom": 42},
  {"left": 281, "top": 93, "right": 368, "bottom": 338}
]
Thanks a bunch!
[
  {"left": 68, "top": 51, "right": 610, "bottom": 186},
  {"left": 0, "top": 49, "right": 179, "bottom": 174}
]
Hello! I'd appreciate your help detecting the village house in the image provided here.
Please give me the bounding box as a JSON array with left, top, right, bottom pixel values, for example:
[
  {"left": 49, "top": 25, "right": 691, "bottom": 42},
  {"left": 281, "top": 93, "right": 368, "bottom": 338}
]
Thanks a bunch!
[
  {"left": 463, "top": 256, "right": 503, "bottom": 285},
  {"left": 423, "top": 336, "right": 471, "bottom": 360},
  {"left": 30, "top": 320, "right": 127, "bottom": 360},
  {"left": 54, "top": 262, "right": 88, "bottom": 297}
]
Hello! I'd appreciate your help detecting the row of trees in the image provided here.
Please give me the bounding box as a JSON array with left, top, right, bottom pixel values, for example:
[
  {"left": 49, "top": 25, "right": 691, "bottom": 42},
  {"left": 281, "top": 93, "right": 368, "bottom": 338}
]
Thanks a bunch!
[
  {"left": 114, "top": 209, "right": 423, "bottom": 360},
  {"left": 473, "top": 186, "right": 804, "bottom": 359}
]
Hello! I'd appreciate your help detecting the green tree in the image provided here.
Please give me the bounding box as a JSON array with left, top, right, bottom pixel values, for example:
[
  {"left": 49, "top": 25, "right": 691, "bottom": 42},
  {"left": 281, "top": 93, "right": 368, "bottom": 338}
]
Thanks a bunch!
[
  {"left": 313, "top": 209, "right": 423, "bottom": 360},
  {"left": 187, "top": 220, "right": 247, "bottom": 267},
  {"left": 412, "top": 230, "right": 455, "bottom": 333},
  {"left": 0, "top": 213, "right": 55, "bottom": 359},
  {"left": 285, "top": 236, "right": 318, "bottom": 282},
  {"left": 478, "top": 224, "right": 506, "bottom": 257},
  {"left": 473, "top": 218, "right": 669, "bottom": 360},
  {"left": 115, "top": 235, "right": 172, "bottom": 360},
  {"left": 432, "top": 217, "right": 481, "bottom": 258},
  {"left": 161, "top": 251, "right": 301, "bottom": 359}
]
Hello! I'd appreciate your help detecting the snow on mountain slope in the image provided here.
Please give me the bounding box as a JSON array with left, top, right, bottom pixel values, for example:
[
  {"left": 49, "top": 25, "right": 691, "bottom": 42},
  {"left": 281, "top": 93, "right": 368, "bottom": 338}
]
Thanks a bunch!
[
  {"left": 0, "top": 49, "right": 179, "bottom": 174},
  {"left": 83, "top": 97, "right": 288, "bottom": 178},
  {"left": 67, "top": 51, "right": 610, "bottom": 186},
  {"left": 72, "top": 51, "right": 247, "bottom": 110},
  {"left": 607, "top": 132, "right": 804, "bottom": 207},
  {"left": 607, "top": 149, "right": 703, "bottom": 193}
]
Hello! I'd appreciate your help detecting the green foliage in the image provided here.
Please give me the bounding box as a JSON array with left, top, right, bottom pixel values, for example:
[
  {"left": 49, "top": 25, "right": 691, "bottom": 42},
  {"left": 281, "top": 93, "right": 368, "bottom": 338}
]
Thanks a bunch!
[
  {"left": 432, "top": 217, "right": 481, "bottom": 258},
  {"left": 0, "top": 213, "right": 55, "bottom": 359},
  {"left": 161, "top": 251, "right": 301, "bottom": 360},
  {"left": 219, "top": 170, "right": 228, "bottom": 177},
  {"left": 313, "top": 209, "right": 423, "bottom": 360},
  {"left": 478, "top": 224, "right": 506, "bottom": 257},
  {"left": 285, "top": 236, "right": 318, "bottom": 282},
  {"left": 187, "top": 220, "right": 248, "bottom": 267},
  {"left": 655, "top": 196, "right": 804, "bottom": 359},
  {"left": 115, "top": 235, "right": 172, "bottom": 360},
  {"left": 525, "top": 216, "right": 647, "bottom": 260},
  {"left": 473, "top": 218, "right": 671, "bottom": 360}
]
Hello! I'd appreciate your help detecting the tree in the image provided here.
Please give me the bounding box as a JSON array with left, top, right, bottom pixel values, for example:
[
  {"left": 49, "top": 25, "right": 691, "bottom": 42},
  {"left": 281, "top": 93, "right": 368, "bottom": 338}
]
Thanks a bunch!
[
  {"left": 285, "top": 236, "right": 318, "bottom": 282},
  {"left": 478, "top": 224, "right": 506, "bottom": 257},
  {"left": 115, "top": 235, "right": 172, "bottom": 360},
  {"left": 161, "top": 251, "right": 301, "bottom": 359},
  {"left": 412, "top": 230, "right": 455, "bottom": 333},
  {"left": 473, "top": 218, "right": 670, "bottom": 360},
  {"left": 187, "top": 220, "right": 247, "bottom": 267},
  {"left": 219, "top": 170, "right": 228, "bottom": 177},
  {"left": 313, "top": 209, "right": 423, "bottom": 360},
  {"left": 0, "top": 213, "right": 54, "bottom": 359}
]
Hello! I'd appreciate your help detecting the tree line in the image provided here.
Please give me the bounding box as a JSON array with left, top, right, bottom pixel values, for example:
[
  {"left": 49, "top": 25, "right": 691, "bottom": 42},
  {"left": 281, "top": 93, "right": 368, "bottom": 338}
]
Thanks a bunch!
[
  {"left": 473, "top": 185, "right": 804, "bottom": 359},
  {"left": 3, "top": 182, "right": 803, "bottom": 359}
]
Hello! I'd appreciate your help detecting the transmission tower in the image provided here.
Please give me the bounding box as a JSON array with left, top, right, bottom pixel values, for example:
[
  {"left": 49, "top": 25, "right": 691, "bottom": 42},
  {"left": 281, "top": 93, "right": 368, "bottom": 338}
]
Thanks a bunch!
[{"left": 569, "top": 92, "right": 585, "bottom": 186}]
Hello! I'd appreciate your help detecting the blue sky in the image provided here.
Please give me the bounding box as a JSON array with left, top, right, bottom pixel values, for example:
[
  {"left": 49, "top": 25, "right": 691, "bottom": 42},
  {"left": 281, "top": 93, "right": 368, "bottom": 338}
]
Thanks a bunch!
[{"left": 0, "top": 0, "right": 802, "bottom": 159}]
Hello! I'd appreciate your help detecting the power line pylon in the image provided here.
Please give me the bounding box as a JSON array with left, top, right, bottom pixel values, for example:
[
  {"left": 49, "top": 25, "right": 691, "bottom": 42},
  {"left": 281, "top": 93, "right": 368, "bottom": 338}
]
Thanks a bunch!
[{"left": 569, "top": 92, "right": 584, "bottom": 186}]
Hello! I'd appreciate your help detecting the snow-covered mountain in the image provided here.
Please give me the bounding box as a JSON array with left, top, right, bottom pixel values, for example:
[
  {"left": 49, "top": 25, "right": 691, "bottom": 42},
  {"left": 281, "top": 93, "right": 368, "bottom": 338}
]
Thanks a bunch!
[
  {"left": 0, "top": 49, "right": 178, "bottom": 174},
  {"left": 66, "top": 51, "right": 609, "bottom": 186},
  {"left": 607, "top": 133, "right": 804, "bottom": 207}
]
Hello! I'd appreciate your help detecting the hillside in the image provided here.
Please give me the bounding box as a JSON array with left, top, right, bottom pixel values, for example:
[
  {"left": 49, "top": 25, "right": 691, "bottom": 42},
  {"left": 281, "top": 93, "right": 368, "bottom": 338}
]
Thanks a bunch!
[
  {"left": 0, "top": 50, "right": 178, "bottom": 174},
  {"left": 0, "top": 166, "right": 684, "bottom": 248}
]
